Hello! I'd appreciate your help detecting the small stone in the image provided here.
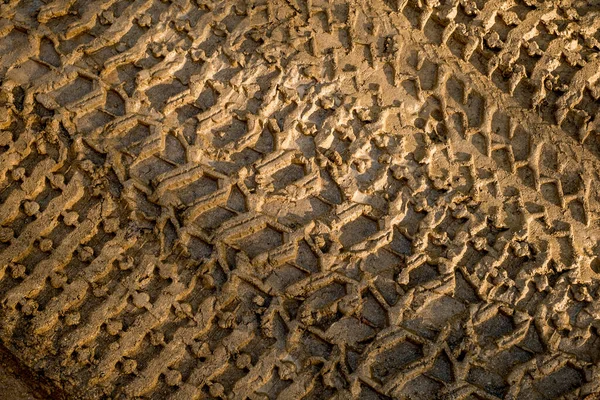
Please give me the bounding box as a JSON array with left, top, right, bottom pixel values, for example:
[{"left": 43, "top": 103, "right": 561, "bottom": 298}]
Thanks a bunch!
[
  {"left": 122, "top": 359, "right": 137, "bottom": 374},
  {"left": 191, "top": 342, "right": 211, "bottom": 359},
  {"left": 553, "top": 311, "right": 571, "bottom": 331},
  {"left": 320, "top": 97, "right": 335, "bottom": 110},
  {"left": 356, "top": 108, "right": 371, "bottom": 122},
  {"left": 512, "top": 242, "right": 530, "bottom": 257},
  {"left": 473, "top": 236, "right": 487, "bottom": 251},
  {"left": 65, "top": 312, "right": 80, "bottom": 326},
  {"left": 50, "top": 272, "right": 67, "bottom": 288},
  {"left": 574, "top": 286, "right": 592, "bottom": 302},
  {"left": 21, "top": 299, "right": 38, "bottom": 315},
  {"left": 314, "top": 235, "right": 326, "bottom": 249},
  {"left": 93, "top": 285, "right": 109, "bottom": 297},
  {"left": 328, "top": 150, "right": 342, "bottom": 166},
  {"left": 354, "top": 159, "right": 367, "bottom": 173},
  {"left": 119, "top": 256, "right": 134, "bottom": 270},
  {"left": 299, "top": 121, "right": 317, "bottom": 136},
  {"left": 11, "top": 167, "right": 25, "bottom": 181},
  {"left": 190, "top": 48, "right": 206, "bottom": 62},
  {"left": 10, "top": 263, "right": 26, "bottom": 279},
  {"left": 63, "top": 211, "right": 79, "bottom": 226},
  {"left": 164, "top": 369, "right": 182, "bottom": 386},
  {"left": 39, "top": 238, "right": 53, "bottom": 252},
  {"left": 208, "top": 382, "right": 224, "bottom": 398},
  {"left": 76, "top": 348, "right": 91, "bottom": 364},
  {"left": 79, "top": 159, "right": 95, "bottom": 172},
  {"left": 51, "top": 174, "right": 65, "bottom": 188},
  {"left": 149, "top": 330, "right": 164, "bottom": 346},
  {"left": 174, "top": 20, "right": 188, "bottom": 32},
  {"left": 278, "top": 361, "right": 296, "bottom": 381},
  {"left": 177, "top": 302, "right": 192, "bottom": 317},
  {"left": 201, "top": 274, "right": 215, "bottom": 289},
  {"left": 492, "top": 270, "right": 508, "bottom": 285},
  {"left": 378, "top": 154, "right": 391, "bottom": 164},
  {"left": 132, "top": 291, "right": 150, "bottom": 309},
  {"left": 218, "top": 312, "right": 235, "bottom": 329},
  {"left": 78, "top": 246, "right": 94, "bottom": 262},
  {"left": 100, "top": 10, "right": 115, "bottom": 24},
  {"left": 316, "top": 154, "right": 328, "bottom": 168},
  {"left": 103, "top": 217, "right": 120, "bottom": 233},
  {"left": 235, "top": 353, "right": 252, "bottom": 370},
  {"left": 106, "top": 320, "right": 123, "bottom": 336},
  {"left": 303, "top": 65, "right": 319, "bottom": 78},
  {"left": 252, "top": 295, "right": 265, "bottom": 307},
  {"left": 36, "top": 140, "right": 48, "bottom": 155},
  {"left": 137, "top": 14, "right": 152, "bottom": 27},
  {"left": 23, "top": 201, "right": 40, "bottom": 216},
  {"left": 158, "top": 263, "right": 175, "bottom": 280},
  {"left": 151, "top": 42, "right": 168, "bottom": 58}
]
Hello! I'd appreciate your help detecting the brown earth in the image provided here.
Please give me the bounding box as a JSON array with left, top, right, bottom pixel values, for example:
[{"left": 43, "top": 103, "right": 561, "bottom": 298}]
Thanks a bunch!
[
  {"left": 0, "top": 342, "right": 65, "bottom": 399},
  {"left": 0, "top": 354, "right": 38, "bottom": 400},
  {"left": 1, "top": 0, "right": 600, "bottom": 399}
]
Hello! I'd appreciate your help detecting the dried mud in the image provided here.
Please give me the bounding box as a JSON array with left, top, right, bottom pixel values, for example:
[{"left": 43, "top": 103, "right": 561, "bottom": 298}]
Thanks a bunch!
[{"left": 1, "top": 0, "right": 600, "bottom": 399}]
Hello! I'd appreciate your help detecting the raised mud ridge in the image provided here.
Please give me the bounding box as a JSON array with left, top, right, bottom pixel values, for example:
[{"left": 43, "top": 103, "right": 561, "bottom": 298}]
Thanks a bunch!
[{"left": 1, "top": 0, "right": 600, "bottom": 399}]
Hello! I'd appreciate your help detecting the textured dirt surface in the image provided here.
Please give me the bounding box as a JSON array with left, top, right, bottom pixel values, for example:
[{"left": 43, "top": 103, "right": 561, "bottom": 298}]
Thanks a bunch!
[
  {"left": 1, "top": 0, "right": 600, "bottom": 399},
  {"left": 0, "top": 358, "right": 38, "bottom": 400},
  {"left": 0, "top": 342, "right": 66, "bottom": 400},
  {"left": 0, "top": 365, "right": 37, "bottom": 400}
]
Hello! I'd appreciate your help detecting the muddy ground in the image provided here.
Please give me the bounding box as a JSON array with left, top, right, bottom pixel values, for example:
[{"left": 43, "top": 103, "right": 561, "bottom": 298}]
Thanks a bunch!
[{"left": 1, "top": 0, "right": 600, "bottom": 398}]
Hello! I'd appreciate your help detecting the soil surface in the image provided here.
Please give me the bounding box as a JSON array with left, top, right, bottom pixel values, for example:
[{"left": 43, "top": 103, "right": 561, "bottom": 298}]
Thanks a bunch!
[
  {"left": 1, "top": 0, "right": 600, "bottom": 399},
  {"left": 0, "top": 342, "right": 65, "bottom": 399},
  {"left": 0, "top": 362, "right": 37, "bottom": 400}
]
